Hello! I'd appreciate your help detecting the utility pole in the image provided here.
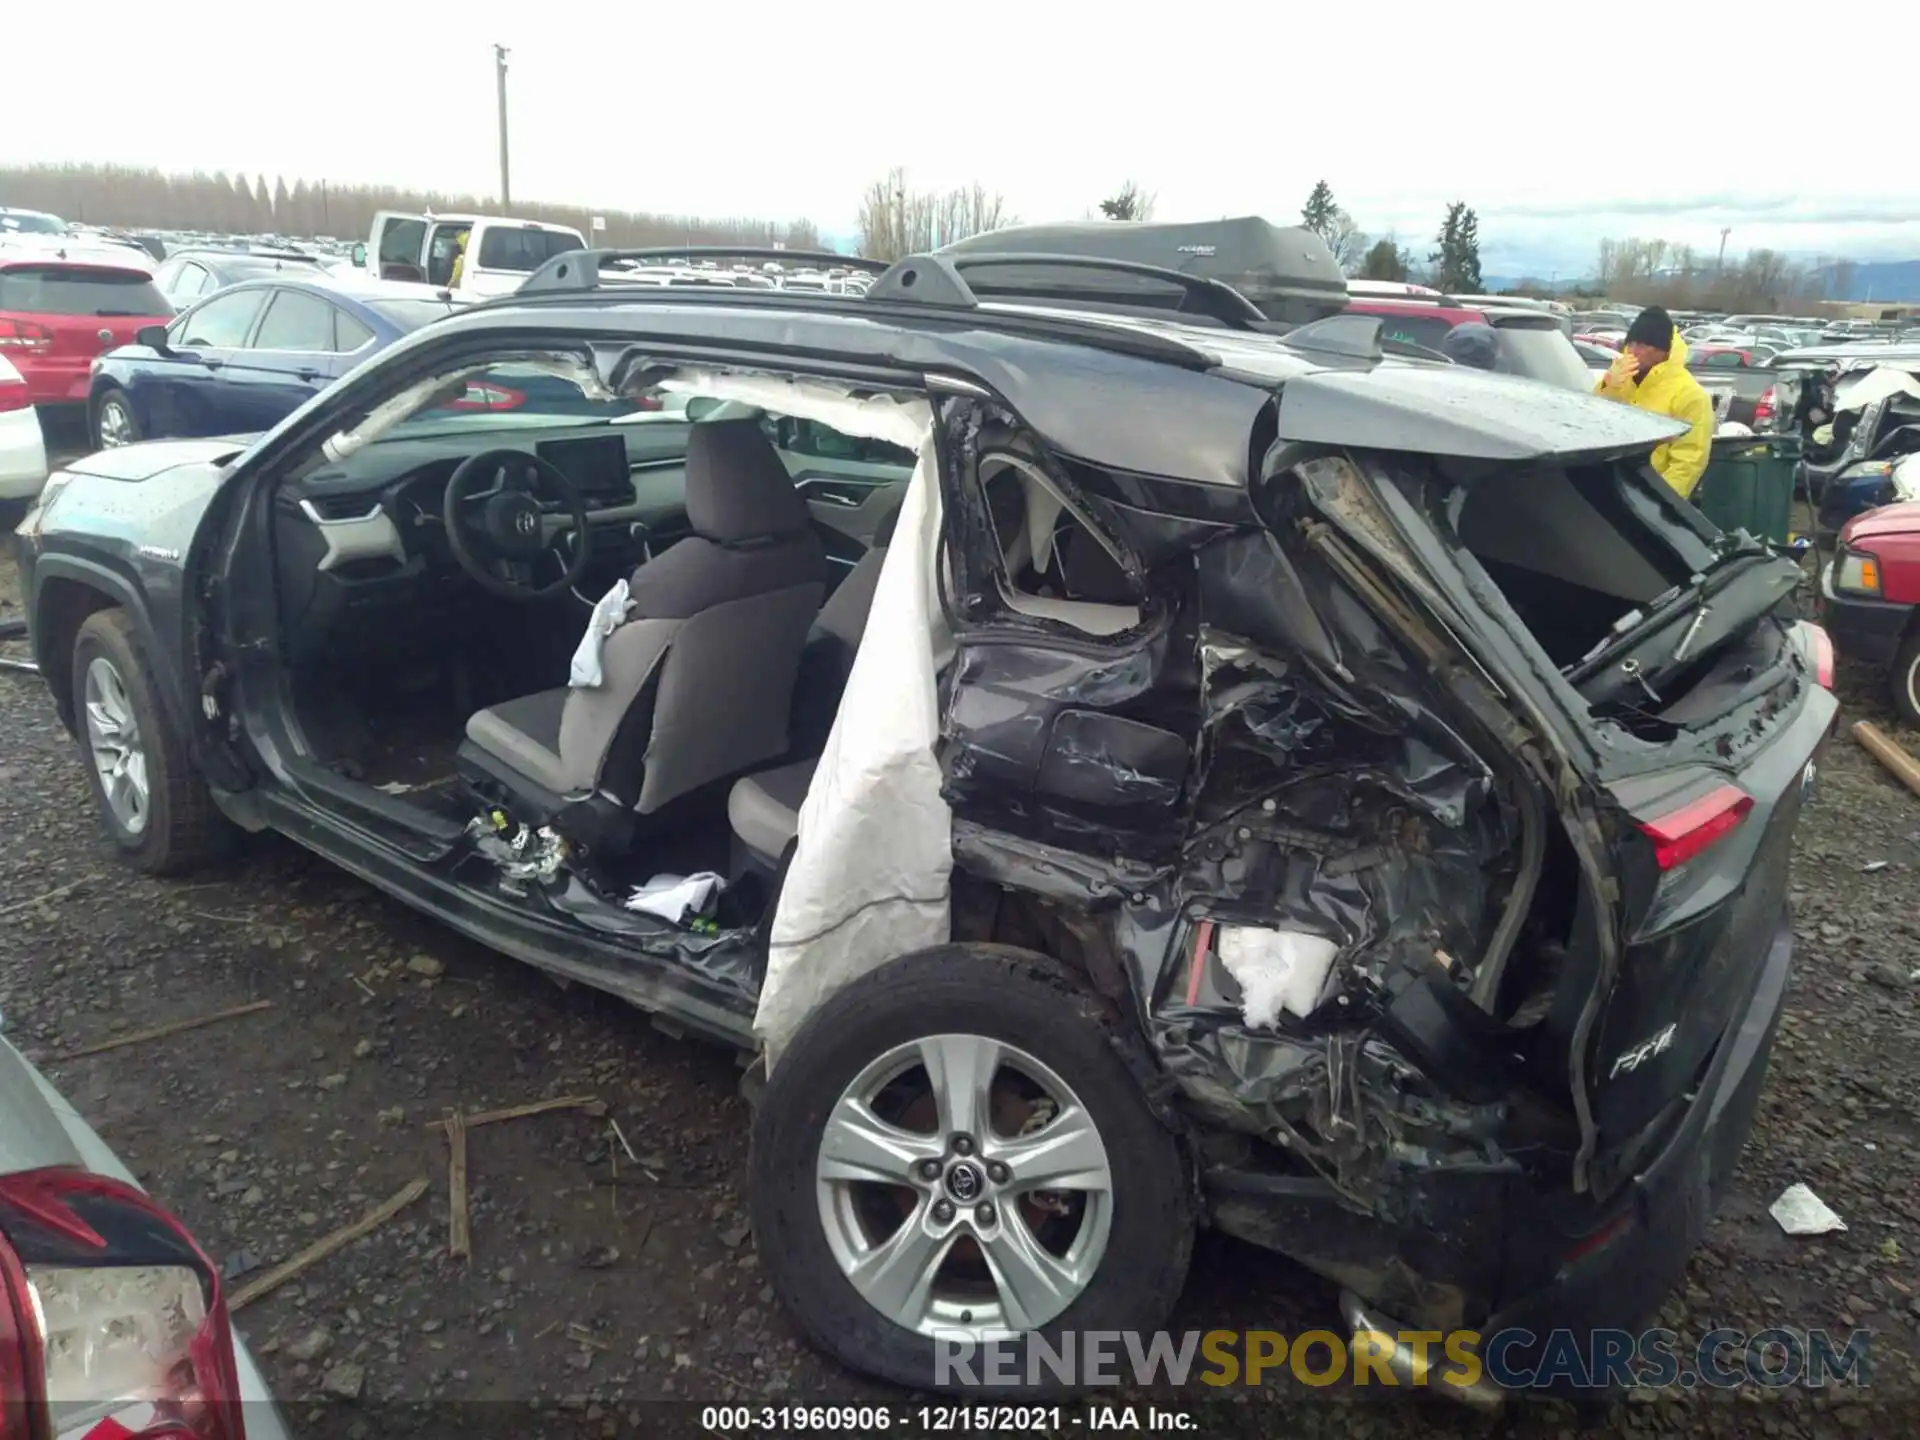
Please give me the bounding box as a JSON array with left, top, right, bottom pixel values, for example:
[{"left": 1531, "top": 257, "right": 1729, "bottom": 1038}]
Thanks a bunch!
[
  {"left": 1716, "top": 227, "right": 1731, "bottom": 271},
  {"left": 495, "top": 44, "right": 512, "bottom": 208}
]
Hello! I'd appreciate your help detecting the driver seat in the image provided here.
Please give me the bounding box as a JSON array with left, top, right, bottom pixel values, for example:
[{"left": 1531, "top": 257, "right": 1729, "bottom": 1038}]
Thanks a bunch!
[{"left": 457, "top": 420, "right": 830, "bottom": 828}]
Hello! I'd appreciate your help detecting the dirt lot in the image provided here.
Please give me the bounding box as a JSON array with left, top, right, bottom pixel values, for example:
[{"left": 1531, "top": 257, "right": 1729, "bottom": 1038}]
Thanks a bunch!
[{"left": 2, "top": 540, "right": 1918, "bottom": 1438}]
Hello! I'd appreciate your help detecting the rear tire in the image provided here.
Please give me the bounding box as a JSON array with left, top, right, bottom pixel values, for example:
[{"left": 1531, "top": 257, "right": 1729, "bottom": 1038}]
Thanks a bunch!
[
  {"left": 71, "top": 609, "right": 228, "bottom": 875},
  {"left": 90, "top": 388, "right": 140, "bottom": 449},
  {"left": 1893, "top": 625, "right": 1920, "bottom": 728},
  {"left": 750, "top": 944, "right": 1194, "bottom": 1396}
]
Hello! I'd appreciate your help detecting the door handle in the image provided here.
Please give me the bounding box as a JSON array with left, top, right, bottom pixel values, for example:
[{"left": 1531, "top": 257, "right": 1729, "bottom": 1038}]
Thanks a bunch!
[
  {"left": 297, "top": 368, "right": 321, "bottom": 382},
  {"left": 202, "top": 359, "right": 224, "bottom": 371}
]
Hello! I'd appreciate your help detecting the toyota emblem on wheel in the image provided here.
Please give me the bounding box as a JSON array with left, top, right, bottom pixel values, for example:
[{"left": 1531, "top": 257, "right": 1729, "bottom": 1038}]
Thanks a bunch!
[{"left": 515, "top": 511, "right": 538, "bottom": 536}]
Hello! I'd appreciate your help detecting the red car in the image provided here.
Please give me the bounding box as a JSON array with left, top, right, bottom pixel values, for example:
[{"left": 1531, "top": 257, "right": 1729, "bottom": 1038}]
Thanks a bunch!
[
  {"left": 1820, "top": 500, "right": 1920, "bottom": 721},
  {"left": 0, "top": 244, "right": 172, "bottom": 423}
]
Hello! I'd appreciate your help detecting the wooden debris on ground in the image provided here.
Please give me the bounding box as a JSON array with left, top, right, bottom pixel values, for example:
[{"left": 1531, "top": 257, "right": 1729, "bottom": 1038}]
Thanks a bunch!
[
  {"left": 422, "top": 1094, "right": 602, "bottom": 1259},
  {"left": 60, "top": 1000, "right": 273, "bottom": 1061},
  {"left": 1855, "top": 721, "right": 1920, "bottom": 802},
  {"left": 445, "top": 1110, "right": 471, "bottom": 1261},
  {"left": 425, "top": 1094, "right": 601, "bottom": 1132},
  {"left": 0, "top": 876, "right": 95, "bottom": 921},
  {"left": 229, "top": 1178, "right": 429, "bottom": 1312}
]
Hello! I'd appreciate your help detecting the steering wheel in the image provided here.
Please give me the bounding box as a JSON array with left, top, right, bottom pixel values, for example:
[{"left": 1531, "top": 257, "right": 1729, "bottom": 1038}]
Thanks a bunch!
[{"left": 443, "top": 449, "right": 593, "bottom": 601}]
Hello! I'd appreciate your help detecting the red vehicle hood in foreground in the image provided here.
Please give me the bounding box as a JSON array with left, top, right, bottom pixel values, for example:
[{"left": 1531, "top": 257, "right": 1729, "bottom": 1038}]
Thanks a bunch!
[{"left": 1841, "top": 500, "right": 1920, "bottom": 545}]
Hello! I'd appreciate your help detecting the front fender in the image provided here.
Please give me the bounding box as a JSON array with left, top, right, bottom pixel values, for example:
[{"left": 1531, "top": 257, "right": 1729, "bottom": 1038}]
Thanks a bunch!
[{"left": 29, "top": 554, "right": 190, "bottom": 741}]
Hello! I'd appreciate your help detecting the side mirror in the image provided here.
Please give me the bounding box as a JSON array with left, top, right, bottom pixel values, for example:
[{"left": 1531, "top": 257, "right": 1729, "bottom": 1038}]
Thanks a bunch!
[
  {"left": 135, "top": 325, "right": 171, "bottom": 353},
  {"left": 350, "top": 242, "right": 367, "bottom": 268}
]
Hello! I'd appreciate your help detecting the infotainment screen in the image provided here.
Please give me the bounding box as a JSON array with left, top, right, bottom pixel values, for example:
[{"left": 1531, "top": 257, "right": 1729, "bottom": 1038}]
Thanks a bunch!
[{"left": 535, "top": 435, "right": 632, "bottom": 507}]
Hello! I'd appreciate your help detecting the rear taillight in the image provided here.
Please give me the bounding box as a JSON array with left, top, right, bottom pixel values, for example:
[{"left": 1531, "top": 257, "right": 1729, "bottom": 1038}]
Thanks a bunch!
[
  {"left": 0, "top": 380, "right": 26, "bottom": 414},
  {"left": 0, "top": 1170, "right": 243, "bottom": 1440},
  {"left": 1640, "top": 784, "right": 1754, "bottom": 870},
  {"left": 1752, "top": 385, "right": 1777, "bottom": 429},
  {"left": 0, "top": 319, "right": 53, "bottom": 355}
]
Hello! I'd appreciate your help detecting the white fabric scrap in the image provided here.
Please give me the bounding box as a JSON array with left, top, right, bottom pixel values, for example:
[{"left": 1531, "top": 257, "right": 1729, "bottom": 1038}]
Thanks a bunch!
[
  {"left": 1215, "top": 927, "right": 1340, "bottom": 1028},
  {"left": 625, "top": 871, "right": 725, "bottom": 924},
  {"left": 569, "top": 578, "right": 632, "bottom": 688},
  {"left": 1770, "top": 1183, "right": 1847, "bottom": 1236}
]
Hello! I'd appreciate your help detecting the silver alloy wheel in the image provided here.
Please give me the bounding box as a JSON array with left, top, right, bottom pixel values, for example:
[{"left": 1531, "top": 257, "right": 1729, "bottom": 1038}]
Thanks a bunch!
[
  {"left": 96, "top": 396, "right": 134, "bottom": 447},
  {"left": 814, "top": 1032, "right": 1114, "bottom": 1339},
  {"left": 83, "top": 656, "right": 149, "bottom": 835},
  {"left": 1905, "top": 647, "right": 1920, "bottom": 721}
]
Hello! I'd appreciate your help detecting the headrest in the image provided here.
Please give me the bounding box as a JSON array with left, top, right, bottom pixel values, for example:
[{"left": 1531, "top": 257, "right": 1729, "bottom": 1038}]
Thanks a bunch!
[{"left": 685, "top": 420, "right": 812, "bottom": 544}]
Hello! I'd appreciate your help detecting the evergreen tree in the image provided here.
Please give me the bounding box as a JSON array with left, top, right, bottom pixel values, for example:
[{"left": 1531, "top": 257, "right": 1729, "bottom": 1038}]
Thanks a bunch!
[
  {"left": 1360, "top": 237, "right": 1409, "bottom": 282},
  {"left": 1430, "top": 201, "right": 1484, "bottom": 292},
  {"left": 1301, "top": 180, "right": 1337, "bottom": 235}
]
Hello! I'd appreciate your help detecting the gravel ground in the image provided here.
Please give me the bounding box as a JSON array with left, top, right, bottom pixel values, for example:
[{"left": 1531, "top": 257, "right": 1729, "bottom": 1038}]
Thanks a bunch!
[{"left": 2, "top": 539, "right": 1918, "bottom": 1439}]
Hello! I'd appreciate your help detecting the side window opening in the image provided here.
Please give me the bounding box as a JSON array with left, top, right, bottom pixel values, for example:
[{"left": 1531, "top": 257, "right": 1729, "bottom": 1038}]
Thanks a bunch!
[{"left": 972, "top": 448, "right": 1143, "bottom": 637}]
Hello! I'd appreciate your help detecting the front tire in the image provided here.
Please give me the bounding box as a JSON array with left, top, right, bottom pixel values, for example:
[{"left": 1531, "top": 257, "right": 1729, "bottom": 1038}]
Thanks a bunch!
[
  {"left": 750, "top": 945, "right": 1194, "bottom": 1395},
  {"left": 91, "top": 388, "right": 140, "bottom": 449},
  {"left": 1893, "top": 624, "right": 1920, "bottom": 728},
  {"left": 71, "top": 609, "right": 228, "bottom": 874}
]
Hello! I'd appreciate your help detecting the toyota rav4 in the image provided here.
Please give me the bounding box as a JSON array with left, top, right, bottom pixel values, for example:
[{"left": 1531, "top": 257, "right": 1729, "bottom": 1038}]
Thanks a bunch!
[{"left": 13, "top": 241, "right": 1835, "bottom": 1401}]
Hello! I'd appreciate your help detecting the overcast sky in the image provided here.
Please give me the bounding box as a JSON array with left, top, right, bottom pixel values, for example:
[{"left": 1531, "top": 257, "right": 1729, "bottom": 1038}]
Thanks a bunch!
[{"left": 10, "top": 2, "right": 1918, "bottom": 275}]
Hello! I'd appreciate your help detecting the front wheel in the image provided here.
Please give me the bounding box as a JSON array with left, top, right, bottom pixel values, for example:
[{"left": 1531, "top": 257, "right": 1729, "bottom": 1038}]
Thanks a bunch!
[
  {"left": 750, "top": 945, "right": 1195, "bottom": 1395},
  {"left": 1893, "top": 625, "right": 1920, "bottom": 727},
  {"left": 91, "top": 388, "right": 141, "bottom": 449},
  {"left": 71, "top": 609, "right": 228, "bottom": 874}
]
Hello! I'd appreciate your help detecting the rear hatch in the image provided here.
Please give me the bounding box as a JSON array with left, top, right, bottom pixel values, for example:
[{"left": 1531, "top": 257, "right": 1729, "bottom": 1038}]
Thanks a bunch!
[
  {"left": 0, "top": 261, "right": 171, "bottom": 403},
  {"left": 1282, "top": 389, "right": 1835, "bottom": 1188},
  {"left": 1426, "top": 450, "right": 1831, "bottom": 1181}
]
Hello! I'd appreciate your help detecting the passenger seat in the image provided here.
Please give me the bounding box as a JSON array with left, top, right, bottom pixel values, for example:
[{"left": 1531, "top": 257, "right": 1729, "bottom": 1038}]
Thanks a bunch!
[{"left": 729, "top": 504, "right": 900, "bottom": 871}]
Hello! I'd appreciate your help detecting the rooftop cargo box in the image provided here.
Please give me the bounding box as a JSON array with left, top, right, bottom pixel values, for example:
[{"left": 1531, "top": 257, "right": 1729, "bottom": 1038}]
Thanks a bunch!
[{"left": 940, "top": 216, "right": 1349, "bottom": 327}]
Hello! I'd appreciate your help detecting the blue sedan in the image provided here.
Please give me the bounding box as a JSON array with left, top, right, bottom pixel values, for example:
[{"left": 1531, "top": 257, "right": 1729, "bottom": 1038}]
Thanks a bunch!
[{"left": 87, "top": 276, "right": 460, "bottom": 448}]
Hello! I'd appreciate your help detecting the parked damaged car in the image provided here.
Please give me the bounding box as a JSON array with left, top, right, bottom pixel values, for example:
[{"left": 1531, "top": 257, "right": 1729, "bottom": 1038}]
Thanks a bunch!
[
  {"left": 1801, "top": 360, "right": 1920, "bottom": 540},
  {"left": 13, "top": 246, "right": 1836, "bottom": 1402}
]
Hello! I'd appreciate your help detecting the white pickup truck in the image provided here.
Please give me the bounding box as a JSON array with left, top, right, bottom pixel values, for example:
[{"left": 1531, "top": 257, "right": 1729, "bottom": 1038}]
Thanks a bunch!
[{"left": 351, "top": 211, "right": 586, "bottom": 302}]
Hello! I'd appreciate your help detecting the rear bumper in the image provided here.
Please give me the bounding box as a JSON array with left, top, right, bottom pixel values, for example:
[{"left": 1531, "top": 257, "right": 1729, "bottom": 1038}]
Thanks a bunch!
[
  {"left": 18, "top": 357, "right": 93, "bottom": 407},
  {"left": 1484, "top": 913, "right": 1791, "bottom": 1361},
  {"left": 1818, "top": 561, "right": 1911, "bottom": 665}
]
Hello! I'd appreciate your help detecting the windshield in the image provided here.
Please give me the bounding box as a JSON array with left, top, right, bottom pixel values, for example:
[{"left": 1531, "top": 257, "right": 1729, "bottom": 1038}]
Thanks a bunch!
[
  {"left": 1493, "top": 322, "right": 1593, "bottom": 391},
  {"left": 365, "top": 298, "right": 462, "bottom": 331},
  {"left": 384, "top": 362, "right": 639, "bottom": 440},
  {"left": 0, "top": 210, "right": 65, "bottom": 235},
  {"left": 476, "top": 228, "right": 584, "bottom": 273},
  {"left": 0, "top": 265, "right": 169, "bottom": 316},
  {"left": 1362, "top": 312, "right": 1455, "bottom": 350}
]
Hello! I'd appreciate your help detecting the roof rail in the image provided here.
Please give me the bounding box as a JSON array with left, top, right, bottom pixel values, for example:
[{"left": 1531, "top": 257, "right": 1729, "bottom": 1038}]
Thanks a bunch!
[
  {"left": 933, "top": 251, "right": 1269, "bottom": 330},
  {"left": 521, "top": 246, "right": 887, "bottom": 293}
]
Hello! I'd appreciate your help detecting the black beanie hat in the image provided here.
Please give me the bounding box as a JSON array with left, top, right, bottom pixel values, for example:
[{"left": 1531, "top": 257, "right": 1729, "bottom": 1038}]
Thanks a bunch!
[{"left": 1624, "top": 306, "right": 1673, "bottom": 350}]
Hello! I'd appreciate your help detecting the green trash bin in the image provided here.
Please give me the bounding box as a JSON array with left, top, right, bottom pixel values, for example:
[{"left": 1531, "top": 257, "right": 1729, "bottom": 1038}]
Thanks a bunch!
[{"left": 1691, "top": 433, "right": 1800, "bottom": 545}]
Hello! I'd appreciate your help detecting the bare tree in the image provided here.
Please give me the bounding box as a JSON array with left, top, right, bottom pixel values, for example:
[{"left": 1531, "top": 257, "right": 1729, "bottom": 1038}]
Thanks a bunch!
[
  {"left": 1098, "top": 182, "right": 1155, "bottom": 221},
  {"left": 1324, "top": 210, "right": 1368, "bottom": 273},
  {"left": 857, "top": 169, "right": 1013, "bottom": 260}
]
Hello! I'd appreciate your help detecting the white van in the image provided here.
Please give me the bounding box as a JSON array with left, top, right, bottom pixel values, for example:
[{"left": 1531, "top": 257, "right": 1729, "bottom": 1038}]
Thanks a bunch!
[{"left": 358, "top": 213, "right": 586, "bottom": 301}]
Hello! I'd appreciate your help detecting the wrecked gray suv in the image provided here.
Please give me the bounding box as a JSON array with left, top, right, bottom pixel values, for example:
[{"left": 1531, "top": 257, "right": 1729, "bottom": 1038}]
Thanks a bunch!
[{"left": 14, "top": 242, "right": 1836, "bottom": 1400}]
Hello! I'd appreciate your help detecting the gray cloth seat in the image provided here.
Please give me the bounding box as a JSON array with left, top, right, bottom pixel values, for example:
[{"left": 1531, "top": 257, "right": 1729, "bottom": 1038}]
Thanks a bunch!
[
  {"left": 460, "top": 420, "right": 830, "bottom": 818},
  {"left": 727, "top": 756, "right": 819, "bottom": 867},
  {"left": 728, "top": 506, "right": 900, "bottom": 864}
]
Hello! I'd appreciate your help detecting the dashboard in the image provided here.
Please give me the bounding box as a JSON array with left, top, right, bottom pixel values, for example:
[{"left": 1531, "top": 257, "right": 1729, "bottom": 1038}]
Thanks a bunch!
[{"left": 274, "top": 421, "right": 699, "bottom": 665}]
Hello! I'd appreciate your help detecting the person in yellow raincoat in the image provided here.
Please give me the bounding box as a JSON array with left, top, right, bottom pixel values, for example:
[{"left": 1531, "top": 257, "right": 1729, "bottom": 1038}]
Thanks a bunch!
[
  {"left": 1593, "top": 305, "right": 1714, "bottom": 498},
  {"left": 446, "top": 230, "right": 469, "bottom": 289}
]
